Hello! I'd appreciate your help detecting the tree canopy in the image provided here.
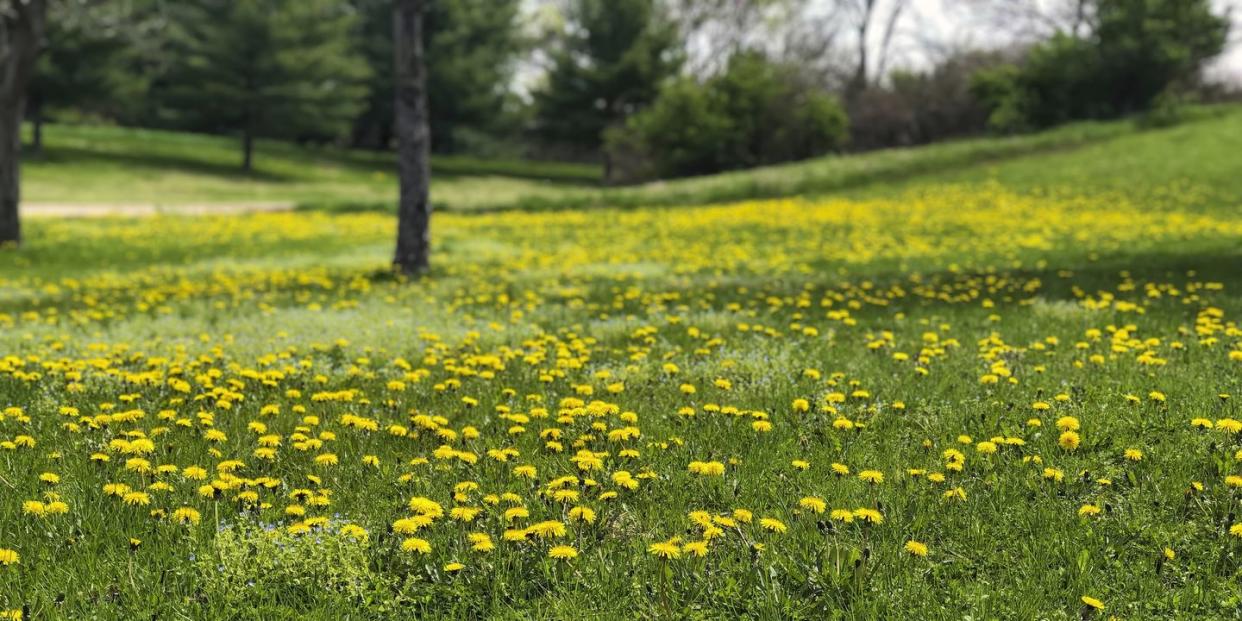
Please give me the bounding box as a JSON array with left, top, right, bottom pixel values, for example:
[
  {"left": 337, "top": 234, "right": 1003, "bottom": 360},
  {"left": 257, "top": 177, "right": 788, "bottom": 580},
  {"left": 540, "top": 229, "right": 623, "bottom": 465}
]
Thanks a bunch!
[{"left": 160, "top": 0, "right": 369, "bottom": 169}]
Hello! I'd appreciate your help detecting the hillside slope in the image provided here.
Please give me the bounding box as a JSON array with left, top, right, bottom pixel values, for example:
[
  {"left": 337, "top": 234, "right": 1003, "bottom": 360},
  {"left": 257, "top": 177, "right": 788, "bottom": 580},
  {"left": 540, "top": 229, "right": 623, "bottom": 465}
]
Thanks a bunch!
[{"left": 22, "top": 105, "right": 1242, "bottom": 213}]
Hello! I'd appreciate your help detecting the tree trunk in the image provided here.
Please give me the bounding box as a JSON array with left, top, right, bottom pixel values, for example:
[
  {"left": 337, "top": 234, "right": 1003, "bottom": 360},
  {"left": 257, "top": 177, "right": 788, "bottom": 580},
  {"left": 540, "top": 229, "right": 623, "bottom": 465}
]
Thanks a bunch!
[
  {"left": 847, "top": 0, "right": 875, "bottom": 101},
  {"left": 0, "top": 98, "right": 21, "bottom": 246},
  {"left": 241, "top": 128, "right": 253, "bottom": 172},
  {"left": 29, "top": 96, "right": 42, "bottom": 154},
  {"left": 1, "top": 0, "right": 46, "bottom": 246},
  {"left": 393, "top": 0, "right": 432, "bottom": 276},
  {"left": 32, "top": 109, "right": 41, "bottom": 152}
]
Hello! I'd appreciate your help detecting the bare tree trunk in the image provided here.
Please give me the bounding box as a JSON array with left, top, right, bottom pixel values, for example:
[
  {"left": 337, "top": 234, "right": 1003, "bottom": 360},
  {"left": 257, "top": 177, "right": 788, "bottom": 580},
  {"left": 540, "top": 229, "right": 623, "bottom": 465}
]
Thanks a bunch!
[
  {"left": 0, "top": 97, "right": 21, "bottom": 245},
  {"left": 873, "top": 0, "right": 906, "bottom": 85},
  {"left": 241, "top": 127, "right": 253, "bottom": 172},
  {"left": 847, "top": 0, "right": 876, "bottom": 99},
  {"left": 1, "top": 0, "right": 47, "bottom": 247},
  {"left": 393, "top": 0, "right": 431, "bottom": 275},
  {"left": 28, "top": 93, "right": 41, "bottom": 154}
]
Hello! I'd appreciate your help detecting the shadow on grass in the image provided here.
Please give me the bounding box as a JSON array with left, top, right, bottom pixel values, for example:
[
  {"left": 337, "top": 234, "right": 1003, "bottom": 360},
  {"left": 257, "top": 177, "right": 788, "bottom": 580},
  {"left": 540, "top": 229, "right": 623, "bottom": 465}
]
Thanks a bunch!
[
  {"left": 29, "top": 139, "right": 601, "bottom": 190},
  {"left": 29, "top": 144, "right": 295, "bottom": 183}
]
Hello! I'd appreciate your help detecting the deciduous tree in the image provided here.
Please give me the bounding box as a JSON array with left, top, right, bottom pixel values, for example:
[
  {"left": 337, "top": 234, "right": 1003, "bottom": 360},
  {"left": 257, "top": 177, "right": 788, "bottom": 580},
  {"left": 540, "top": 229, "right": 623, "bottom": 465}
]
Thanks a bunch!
[
  {"left": 393, "top": 0, "right": 431, "bottom": 275},
  {"left": 0, "top": 0, "right": 45, "bottom": 246}
]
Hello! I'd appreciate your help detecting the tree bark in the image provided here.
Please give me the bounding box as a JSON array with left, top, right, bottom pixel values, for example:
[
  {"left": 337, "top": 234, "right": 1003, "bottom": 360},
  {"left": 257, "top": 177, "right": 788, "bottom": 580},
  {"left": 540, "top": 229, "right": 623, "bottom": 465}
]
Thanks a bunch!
[
  {"left": 29, "top": 95, "right": 41, "bottom": 153},
  {"left": 847, "top": 0, "right": 876, "bottom": 99},
  {"left": 393, "top": 0, "right": 431, "bottom": 276},
  {"left": 241, "top": 127, "right": 253, "bottom": 172},
  {"left": 1, "top": 0, "right": 47, "bottom": 247}
]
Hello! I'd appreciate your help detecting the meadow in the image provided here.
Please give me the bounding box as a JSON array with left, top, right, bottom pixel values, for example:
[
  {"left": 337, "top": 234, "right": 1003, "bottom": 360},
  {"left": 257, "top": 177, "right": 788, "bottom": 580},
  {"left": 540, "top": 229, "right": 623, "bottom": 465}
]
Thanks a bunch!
[{"left": 3, "top": 112, "right": 1242, "bottom": 619}]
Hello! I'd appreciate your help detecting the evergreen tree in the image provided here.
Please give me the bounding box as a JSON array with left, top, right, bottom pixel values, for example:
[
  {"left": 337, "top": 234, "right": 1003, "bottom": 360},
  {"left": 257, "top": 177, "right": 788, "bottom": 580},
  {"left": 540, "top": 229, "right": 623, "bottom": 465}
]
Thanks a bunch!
[
  {"left": 351, "top": 0, "right": 524, "bottom": 152},
  {"left": 163, "top": 0, "right": 369, "bottom": 170},
  {"left": 28, "top": 0, "right": 155, "bottom": 151},
  {"left": 532, "top": 0, "right": 682, "bottom": 157}
]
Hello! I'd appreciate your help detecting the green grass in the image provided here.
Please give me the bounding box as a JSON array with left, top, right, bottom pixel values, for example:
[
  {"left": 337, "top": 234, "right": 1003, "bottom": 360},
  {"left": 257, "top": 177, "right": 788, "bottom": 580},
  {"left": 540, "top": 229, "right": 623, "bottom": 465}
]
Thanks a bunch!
[
  {"left": 303, "top": 104, "right": 1242, "bottom": 213},
  {"left": 2, "top": 110, "right": 1242, "bottom": 619},
  {"left": 22, "top": 123, "right": 601, "bottom": 210},
  {"left": 25, "top": 105, "right": 1242, "bottom": 214}
]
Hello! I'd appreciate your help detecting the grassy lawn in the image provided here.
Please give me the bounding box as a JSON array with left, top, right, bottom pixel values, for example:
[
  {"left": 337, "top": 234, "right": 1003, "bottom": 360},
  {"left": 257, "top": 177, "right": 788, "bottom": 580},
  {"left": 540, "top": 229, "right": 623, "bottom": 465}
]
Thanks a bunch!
[
  {"left": 21, "top": 123, "right": 601, "bottom": 210},
  {"left": 2, "top": 116, "right": 1242, "bottom": 619},
  {"left": 25, "top": 105, "right": 1242, "bottom": 214}
]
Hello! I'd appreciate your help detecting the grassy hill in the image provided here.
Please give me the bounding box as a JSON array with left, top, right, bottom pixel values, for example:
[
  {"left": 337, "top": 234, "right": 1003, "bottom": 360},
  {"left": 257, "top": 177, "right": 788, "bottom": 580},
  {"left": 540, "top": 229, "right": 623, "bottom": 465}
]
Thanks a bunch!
[
  {"left": 21, "top": 124, "right": 601, "bottom": 211},
  {"left": 5, "top": 106, "right": 1242, "bottom": 620},
  {"left": 22, "top": 104, "right": 1242, "bottom": 213}
]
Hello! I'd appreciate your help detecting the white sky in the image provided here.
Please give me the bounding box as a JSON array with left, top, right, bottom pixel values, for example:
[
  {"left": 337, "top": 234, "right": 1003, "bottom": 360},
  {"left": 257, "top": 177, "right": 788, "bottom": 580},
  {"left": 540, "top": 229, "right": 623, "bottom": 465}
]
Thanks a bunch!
[
  {"left": 517, "top": 0, "right": 1242, "bottom": 87},
  {"left": 877, "top": 0, "right": 1242, "bottom": 84}
]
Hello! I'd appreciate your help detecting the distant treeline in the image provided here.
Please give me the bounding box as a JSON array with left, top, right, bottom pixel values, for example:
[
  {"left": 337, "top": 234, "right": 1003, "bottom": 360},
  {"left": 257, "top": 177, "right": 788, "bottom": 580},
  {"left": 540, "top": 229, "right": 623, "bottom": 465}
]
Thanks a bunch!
[{"left": 34, "top": 0, "right": 1233, "bottom": 181}]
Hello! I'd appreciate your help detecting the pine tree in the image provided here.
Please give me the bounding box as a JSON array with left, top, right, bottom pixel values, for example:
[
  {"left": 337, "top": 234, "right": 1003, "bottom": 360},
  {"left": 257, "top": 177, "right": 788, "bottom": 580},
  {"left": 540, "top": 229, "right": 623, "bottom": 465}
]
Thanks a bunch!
[
  {"left": 28, "top": 0, "right": 152, "bottom": 152},
  {"left": 533, "top": 0, "right": 682, "bottom": 156},
  {"left": 163, "top": 0, "right": 369, "bottom": 171},
  {"left": 350, "top": 0, "right": 524, "bottom": 152}
]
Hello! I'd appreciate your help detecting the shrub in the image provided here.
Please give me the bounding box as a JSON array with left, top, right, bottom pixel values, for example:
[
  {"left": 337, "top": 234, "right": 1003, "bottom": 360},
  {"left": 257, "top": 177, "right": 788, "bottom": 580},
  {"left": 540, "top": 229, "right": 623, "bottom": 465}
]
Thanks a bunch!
[
  {"left": 606, "top": 52, "right": 847, "bottom": 182},
  {"left": 849, "top": 50, "right": 1007, "bottom": 149},
  {"left": 972, "top": 0, "right": 1228, "bottom": 131}
]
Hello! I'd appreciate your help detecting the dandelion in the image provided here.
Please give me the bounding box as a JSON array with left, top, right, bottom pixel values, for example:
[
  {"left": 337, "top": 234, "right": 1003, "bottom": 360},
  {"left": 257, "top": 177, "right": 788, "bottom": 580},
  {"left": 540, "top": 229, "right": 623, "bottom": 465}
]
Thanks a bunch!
[
  {"left": 569, "top": 506, "right": 596, "bottom": 524},
  {"left": 122, "top": 492, "right": 151, "bottom": 506},
  {"left": 648, "top": 540, "right": 681, "bottom": 559},
  {"left": 1078, "top": 504, "right": 1102, "bottom": 517},
  {"left": 1080, "top": 595, "right": 1105, "bottom": 611},
  {"left": 171, "top": 507, "right": 201, "bottom": 526},
  {"left": 401, "top": 538, "right": 432, "bottom": 554},
  {"left": 0, "top": 548, "right": 18, "bottom": 566},
  {"left": 798, "top": 497, "right": 827, "bottom": 514},
  {"left": 528, "top": 521, "right": 567, "bottom": 539},
  {"left": 858, "top": 470, "right": 884, "bottom": 484},
  {"left": 469, "top": 533, "right": 495, "bottom": 552},
  {"left": 443, "top": 562, "right": 465, "bottom": 572},
  {"left": 340, "top": 524, "right": 369, "bottom": 542},
  {"left": 688, "top": 461, "right": 725, "bottom": 476},
  {"left": 1058, "top": 431, "right": 1080, "bottom": 451},
  {"left": 1124, "top": 448, "right": 1143, "bottom": 461},
  {"left": 904, "top": 540, "right": 929, "bottom": 557},
  {"left": 548, "top": 545, "right": 578, "bottom": 560},
  {"left": 759, "top": 517, "right": 788, "bottom": 533},
  {"left": 853, "top": 508, "right": 884, "bottom": 524}
]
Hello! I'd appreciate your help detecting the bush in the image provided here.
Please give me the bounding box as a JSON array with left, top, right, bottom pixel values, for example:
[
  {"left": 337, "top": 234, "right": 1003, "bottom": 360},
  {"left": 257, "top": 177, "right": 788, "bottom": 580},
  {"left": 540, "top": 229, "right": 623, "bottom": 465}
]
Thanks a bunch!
[
  {"left": 972, "top": 0, "right": 1228, "bottom": 131},
  {"left": 848, "top": 51, "right": 1007, "bottom": 149},
  {"left": 606, "top": 52, "right": 847, "bottom": 182}
]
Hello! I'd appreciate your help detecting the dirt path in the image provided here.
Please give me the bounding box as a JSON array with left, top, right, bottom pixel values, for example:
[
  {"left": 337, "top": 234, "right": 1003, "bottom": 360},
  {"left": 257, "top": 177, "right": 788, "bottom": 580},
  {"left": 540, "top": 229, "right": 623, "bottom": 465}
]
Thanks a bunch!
[{"left": 23, "top": 202, "right": 296, "bottom": 218}]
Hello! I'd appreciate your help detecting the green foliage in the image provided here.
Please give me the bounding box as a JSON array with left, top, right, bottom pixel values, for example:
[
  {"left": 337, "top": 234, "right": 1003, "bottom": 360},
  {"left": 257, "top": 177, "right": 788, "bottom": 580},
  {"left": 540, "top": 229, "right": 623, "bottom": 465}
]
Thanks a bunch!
[
  {"left": 29, "top": 0, "right": 151, "bottom": 126},
  {"left": 973, "top": 0, "right": 1228, "bottom": 130},
  {"left": 160, "top": 0, "right": 369, "bottom": 167},
  {"left": 350, "top": 0, "right": 526, "bottom": 153},
  {"left": 609, "top": 52, "right": 847, "bottom": 180},
  {"left": 20, "top": 122, "right": 600, "bottom": 210},
  {"left": 532, "top": 0, "right": 682, "bottom": 152},
  {"left": 848, "top": 51, "right": 1004, "bottom": 149},
  {"left": 199, "top": 522, "right": 396, "bottom": 614}
]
